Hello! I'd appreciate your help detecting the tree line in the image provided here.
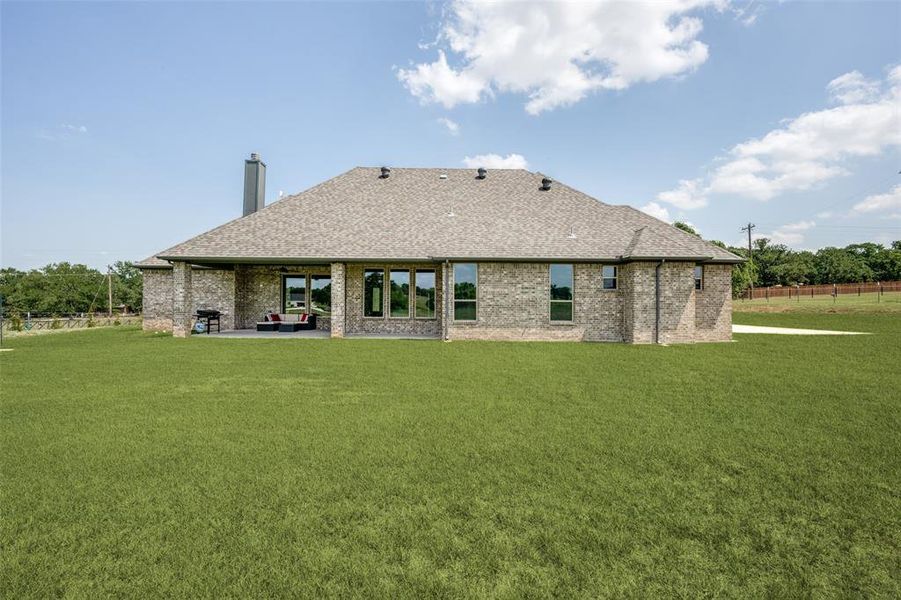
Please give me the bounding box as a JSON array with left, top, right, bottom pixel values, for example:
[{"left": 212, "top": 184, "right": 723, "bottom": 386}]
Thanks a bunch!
[
  {"left": 0, "top": 262, "right": 143, "bottom": 316},
  {"left": 673, "top": 222, "right": 901, "bottom": 295}
]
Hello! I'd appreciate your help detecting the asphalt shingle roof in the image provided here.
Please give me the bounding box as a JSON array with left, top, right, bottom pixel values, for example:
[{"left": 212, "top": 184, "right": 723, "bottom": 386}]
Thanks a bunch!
[{"left": 140, "top": 167, "right": 741, "bottom": 267}]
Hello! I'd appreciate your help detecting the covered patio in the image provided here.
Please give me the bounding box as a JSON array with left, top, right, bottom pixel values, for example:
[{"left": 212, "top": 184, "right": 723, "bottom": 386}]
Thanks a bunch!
[{"left": 195, "top": 329, "right": 438, "bottom": 340}]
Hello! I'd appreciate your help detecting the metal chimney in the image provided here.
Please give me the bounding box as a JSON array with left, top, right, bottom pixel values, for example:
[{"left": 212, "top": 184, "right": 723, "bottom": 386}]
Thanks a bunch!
[{"left": 243, "top": 153, "right": 266, "bottom": 216}]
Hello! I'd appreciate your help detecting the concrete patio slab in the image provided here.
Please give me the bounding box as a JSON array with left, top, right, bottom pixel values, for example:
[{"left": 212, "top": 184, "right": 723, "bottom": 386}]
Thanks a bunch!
[{"left": 732, "top": 324, "right": 869, "bottom": 336}]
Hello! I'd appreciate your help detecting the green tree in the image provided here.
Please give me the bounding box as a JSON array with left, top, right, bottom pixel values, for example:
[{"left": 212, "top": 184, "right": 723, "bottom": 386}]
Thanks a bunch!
[
  {"left": 771, "top": 250, "right": 816, "bottom": 285},
  {"left": 111, "top": 261, "right": 143, "bottom": 312},
  {"left": 814, "top": 247, "right": 874, "bottom": 284},
  {"left": 673, "top": 221, "right": 699, "bottom": 236}
]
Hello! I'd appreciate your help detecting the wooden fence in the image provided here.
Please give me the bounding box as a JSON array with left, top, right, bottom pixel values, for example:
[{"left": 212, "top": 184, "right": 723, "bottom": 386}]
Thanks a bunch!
[{"left": 742, "top": 281, "right": 901, "bottom": 301}]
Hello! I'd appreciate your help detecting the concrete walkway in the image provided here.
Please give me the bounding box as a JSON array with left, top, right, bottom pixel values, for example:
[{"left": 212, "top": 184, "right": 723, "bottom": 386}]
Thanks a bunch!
[{"left": 732, "top": 324, "right": 869, "bottom": 336}]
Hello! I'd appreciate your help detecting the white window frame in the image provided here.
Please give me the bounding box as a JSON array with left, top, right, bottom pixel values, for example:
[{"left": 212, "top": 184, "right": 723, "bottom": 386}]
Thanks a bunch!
[
  {"left": 452, "top": 263, "right": 478, "bottom": 322},
  {"left": 413, "top": 269, "right": 437, "bottom": 320},
  {"left": 549, "top": 264, "right": 574, "bottom": 323},
  {"left": 388, "top": 268, "right": 412, "bottom": 319},
  {"left": 362, "top": 267, "right": 386, "bottom": 319},
  {"left": 694, "top": 265, "right": 704, "bottom": 291},
  {"left": 601, "top": 265, "right": 617, "bottom": 291}
]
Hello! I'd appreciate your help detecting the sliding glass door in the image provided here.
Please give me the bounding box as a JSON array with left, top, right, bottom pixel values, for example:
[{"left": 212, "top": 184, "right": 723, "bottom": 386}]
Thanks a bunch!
[{"left": 283, "top": 276, "right": 307, "bottom": 314}]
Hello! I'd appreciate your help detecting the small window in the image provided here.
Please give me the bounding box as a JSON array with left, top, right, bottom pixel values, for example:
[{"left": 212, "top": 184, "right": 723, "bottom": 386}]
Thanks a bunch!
[
  {"left": 453, "top": 263, "right": 477, "bottom": 321},
  {"left": 414, "top": 270, "right": 436, "bottom": 319},
  {"left": 364, "top": 269, "right": 385, "bottom": 317},
  {"left": 694, "top": 265, "right": 704, "bottom": 290},
  {"left": 550, "top": 264, "right": 573, "bottom": 322},
  {"left": 389, "top": 269, "right": 411, "bottom": 318},
  {"left": 602, "top": 265, "right": 617, "bottom": 290}
]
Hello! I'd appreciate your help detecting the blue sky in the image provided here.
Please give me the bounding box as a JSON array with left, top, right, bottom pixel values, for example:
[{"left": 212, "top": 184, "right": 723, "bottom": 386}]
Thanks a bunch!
[{"left": 2, "top": 1, "right": 899, "bottom": 270}]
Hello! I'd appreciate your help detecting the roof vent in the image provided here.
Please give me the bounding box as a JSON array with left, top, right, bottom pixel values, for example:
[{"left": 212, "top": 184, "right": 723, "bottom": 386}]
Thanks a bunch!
[
  {"left": 540, "top": 177, "right": 553, "bottom": 191},
  {"left": 380, "top": 166, "right": 391, "bottom": 178},
  {"left": 476, "top": 167, "right": 487, "bottom": 179},
  {"left": 439, "top": 173, "right": 448, "bottom": 180}
]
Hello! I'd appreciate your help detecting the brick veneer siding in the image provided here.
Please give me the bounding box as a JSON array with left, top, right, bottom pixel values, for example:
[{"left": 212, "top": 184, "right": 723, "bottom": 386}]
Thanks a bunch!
[
  {"left": 621, "top": 262, "right": 656, "bottom": 344},
  {"left": 172, "top": 261, "right": 193, "bottom": 338},
  {"left": 621, "top": 261, "right": 731, "bottom": 344},
  {"left": 695, "top": 264, "right": 733, "bottom": 342},
  {"left": 142, "top": 269, "right": 174, "bottom": 332},
  {"left": 345, "top": 263, "right": 443, "bottom": 337},
  {"left": 192, "top": 269, "right": 236, "bottom": 331},
  {"left": 142, "top": 267, "right": 236, "bottom": 332},
  {"left": 446, "top": 262, "right": 624, "bottom": 342},
  {"left": 143, "top": 259, "right": 732, "bottom": 343},
  {"left": 330, "top": 263, "right": 346, "bottom": 337}
]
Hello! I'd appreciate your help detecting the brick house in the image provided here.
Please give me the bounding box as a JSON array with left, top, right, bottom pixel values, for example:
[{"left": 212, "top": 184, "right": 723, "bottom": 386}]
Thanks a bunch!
[{"left": 137, "top": 155, "right": 741, "bottom": 343}]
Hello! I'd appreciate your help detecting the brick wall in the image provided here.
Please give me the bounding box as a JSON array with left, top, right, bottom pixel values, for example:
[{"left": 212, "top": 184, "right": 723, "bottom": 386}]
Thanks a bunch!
[
  {"left": 192, "top": 269, "right": 236, "bottom": 331},
  {"left": 172, "top": 262, "right": 193, "bottom": 338},
  {"left": 345, "top": 263, "right": 443, "bottom": 337},
  {"left": 695, "top": 263, "right": 732, "bottom": 342},
  {"left": 446, "top": 262, "right": 624, "bottom": 342},
  {"left": 143, "top": 260, "right": 732, "bottom": 343},
  {"left": 142, "top": 269, "right": 173, "bottom": 332}
]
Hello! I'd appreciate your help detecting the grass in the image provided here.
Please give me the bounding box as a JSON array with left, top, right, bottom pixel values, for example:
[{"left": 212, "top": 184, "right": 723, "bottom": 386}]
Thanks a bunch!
[
  {"left": 2, "top": 316, "right": 899, "bottom": 597},
  {"left": 734, "top": 291, "right": 901, "bottom": 314}
]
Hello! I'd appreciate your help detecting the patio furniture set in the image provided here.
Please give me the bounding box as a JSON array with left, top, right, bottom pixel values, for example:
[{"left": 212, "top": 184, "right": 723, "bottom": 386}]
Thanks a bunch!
[{"left": 256, "top": 313, "right": 318, "bottom": 333}]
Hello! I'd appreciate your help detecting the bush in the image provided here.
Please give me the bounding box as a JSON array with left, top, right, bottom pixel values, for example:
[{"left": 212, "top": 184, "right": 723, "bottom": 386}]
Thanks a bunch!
[
  {"left": 51, "top": 315, "right": 62, "bottom": 330},
  {"left": 8, "top": 312, "right": 23, "bottom": 332}
]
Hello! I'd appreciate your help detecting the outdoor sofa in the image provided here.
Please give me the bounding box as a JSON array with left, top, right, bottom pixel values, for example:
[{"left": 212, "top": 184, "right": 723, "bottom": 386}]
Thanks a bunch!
[{"left": 256, "top": 313, "right": 317, "bottom": 332}]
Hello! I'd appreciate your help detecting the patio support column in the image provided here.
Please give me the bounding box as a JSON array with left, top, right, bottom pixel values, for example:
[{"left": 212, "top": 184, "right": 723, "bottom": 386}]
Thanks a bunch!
[
  {"left": 172, "top": 261, "right": 193, "bottom": 338},
  {"left": 330, "top": 262, "right": 346, "bottom": 338}
]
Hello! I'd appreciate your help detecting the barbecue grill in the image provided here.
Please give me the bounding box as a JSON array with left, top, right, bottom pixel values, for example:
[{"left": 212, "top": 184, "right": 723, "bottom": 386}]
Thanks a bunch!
[{"left": 193, "top": 309, "right": 221, "bottom": 334}]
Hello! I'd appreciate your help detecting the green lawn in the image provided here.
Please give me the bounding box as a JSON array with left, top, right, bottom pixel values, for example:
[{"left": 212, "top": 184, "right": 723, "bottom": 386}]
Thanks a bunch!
[{"left": 2, "top": 316, "right": 899, "bottom": 597}]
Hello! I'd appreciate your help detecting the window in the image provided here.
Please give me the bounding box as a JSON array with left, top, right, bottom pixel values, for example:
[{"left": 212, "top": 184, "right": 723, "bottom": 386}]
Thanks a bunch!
[
  {"left": 694, "top": 265, "right": 704, "bottom": 290},
  {"left": 414, "top": 270, "right": 436, "bottom": 319},
  {"left": 364, "top": 269, "right": 385, "bottom": 317},
  {"left": 550, "top": 264, "right": 574, "bottom": 321},
  {"left": 283, "top": 276, "right": 306, "bottom": 314},
  {"left": 310, "top": 274, "right": 331, "bottom": 316},
  {"left": 389, "top": 269, "right": 411, "bottom": 318},
  {"left": 602, "top": 265, "right": 617, "bottom": 290},
  {"left": 453, "top": 263, "right": 477, "bottom": 321}
]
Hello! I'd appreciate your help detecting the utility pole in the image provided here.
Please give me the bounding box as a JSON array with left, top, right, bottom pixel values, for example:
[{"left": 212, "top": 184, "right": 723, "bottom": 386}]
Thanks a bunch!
[
  {"left": 740, "top": 223, "right": 756, "bottom": 298},
  {"left": 107, "top": 266, "right": 113, "bottom": 318}
]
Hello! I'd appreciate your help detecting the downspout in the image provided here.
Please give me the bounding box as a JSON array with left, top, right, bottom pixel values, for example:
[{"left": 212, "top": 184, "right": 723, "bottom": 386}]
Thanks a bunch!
[
  {"left": 655, "top": 259, "right": 665, "bottom": 344},
  {"left": 443, "top": 260, "right": 450, "bottom": 341}
]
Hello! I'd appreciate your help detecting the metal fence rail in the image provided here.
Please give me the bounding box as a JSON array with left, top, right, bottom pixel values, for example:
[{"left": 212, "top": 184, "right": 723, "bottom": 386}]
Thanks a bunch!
[
  {"left": 0, "top": 314, "right": 142, "bottom": 334},
  {"left": 742, "top": 281, "right": 901, "bottom": 301}
]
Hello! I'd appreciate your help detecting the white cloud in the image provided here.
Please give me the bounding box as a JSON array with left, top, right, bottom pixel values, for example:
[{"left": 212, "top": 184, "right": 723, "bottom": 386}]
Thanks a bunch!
[
  {"left": 827, "top": 71, "right": 880, "bottom": 105},
  {"left": 461, "top": 153, "right": 529, "bottom": 169},
  {"left": 398, "top": 0, "right": 724, "bottom": 115},
  {"left": 756, "top": 220, "right": 816, "bottom": 246},
  {"left": 656, "top": 65, "right": 901, "bottom": 209},
  {"left": 816, "top": 211, "right": 833, "bottom": 219},
  {"left": 37, "top": 123, "right": 88, "bottom": 141},
  {"left": 640, "top": 201, "right": 671, "bottom": 222},
  {"left": 656, "top": 178, "right": 708, "bottom": 209},
  {"left": 852, "top": 184, "right": 901, "bottom": 214},
  {"left": 437, "top": 117, "right": 460, "bottom": 136}
]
